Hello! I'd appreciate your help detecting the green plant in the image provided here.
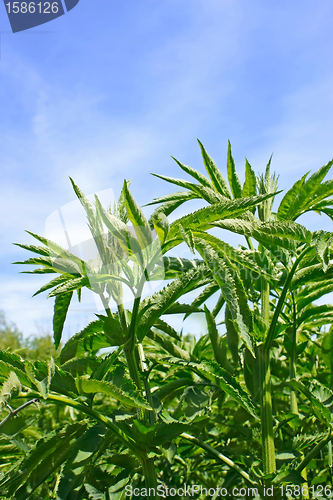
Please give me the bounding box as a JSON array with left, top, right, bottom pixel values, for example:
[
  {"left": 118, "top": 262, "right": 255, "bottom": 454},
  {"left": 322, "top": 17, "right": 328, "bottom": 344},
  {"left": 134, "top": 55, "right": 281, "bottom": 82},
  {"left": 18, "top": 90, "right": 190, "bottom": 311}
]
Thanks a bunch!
[{"left": 1, "top": 141, "right": 333, "bottom": 499}]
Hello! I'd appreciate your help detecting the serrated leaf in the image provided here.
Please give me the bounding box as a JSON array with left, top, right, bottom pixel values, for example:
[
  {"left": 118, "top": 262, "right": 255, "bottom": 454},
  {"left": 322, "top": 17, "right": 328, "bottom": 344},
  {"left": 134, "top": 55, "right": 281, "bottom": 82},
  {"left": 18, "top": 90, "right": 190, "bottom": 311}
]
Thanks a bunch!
[
  {"left": 214, "top": 219, "right": 311, "bottom": 251},
  {"left": 242, "top": 159, "right": 257, "bottom": 198},
  {"left": 60, "top": 320, "right": 106, "bottom": 363},
  {"left": 197, "top": 140, "right": 231, "bottom": 198},
  {"left": 277, "top": 173, "right": 308, "bottom": 220},
  {"left": 2, "top": 423, "right": 86, "bottom": 498},
  {"left": 152, "top": 212, "right": 169, "bottom": 244},
  {"left": 0, "top": 372, "right": 21, "bottom": 410},
  {"left": 322, "top": 326, "right": 333, "bottom": 374},
  {"left": 152, "top": 319, "right": 181, "bottom": 341},
  {"left": 193, "top": 237, "right": 254, "bottom": 355},
  {"left": 76, "top": 377, "right": 151, "bottom": 410},
  {"left": 166, "top": 358, "right": 258, "bottom": 419},
  {"left": 32, "top": 275, "right": 70, "bottom": 297},
  {"left": 280, "top": 160, "right": 333, "bottom": 221},
  {"left": 180, "top": 225, "right": 195, "bottom": 254},
  {"left": 172, "top": 157, "right": 213, "bottom": 188},
  {"left": 25, "top": 230, "right": 88, "bottom": 272},
  {"left": 204, "top": 306, "right": 227, "bottom": 368},
  {"left": 95, "top": 197, "right": 144, "bottom": 268},
  {"left": 227, "top": 141, "right": 242, "bottom": 198},
  {"left": 48, "top": 276, "right": 89, "bottom": 297},
  {"left": 53, "top": 292, "right": 73, "bottom": 349},
  {"left": 152, "top": 174, "right": 224, "bottom": 204},
  {"left": 291, "top": 380, "right": 332, "bottom": 426},
  {"left": 164, "top": 192, "right": 278, "bottom": 251},
  {"left": 147, "top": 330, "right": 190, "bottom": 361},
  {"left": 123, "top": 180, "right": 152, "bottom": 249},
  {"left": 136, "top": 265, "right": 210, "bottom": 342}
]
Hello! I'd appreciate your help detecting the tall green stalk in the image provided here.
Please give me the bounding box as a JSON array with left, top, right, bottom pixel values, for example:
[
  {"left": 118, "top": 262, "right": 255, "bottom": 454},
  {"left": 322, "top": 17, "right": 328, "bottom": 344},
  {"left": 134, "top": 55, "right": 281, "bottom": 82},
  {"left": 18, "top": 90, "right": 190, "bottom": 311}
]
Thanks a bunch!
[
  {"left": 289, "top": 294, "right": 298, "bottom": 414},
  {"left": 142, "top": 456, "right": 158, "bottom": 499},
  {"left": 260, "top": 278, "right": 276, "bottom": 475}
]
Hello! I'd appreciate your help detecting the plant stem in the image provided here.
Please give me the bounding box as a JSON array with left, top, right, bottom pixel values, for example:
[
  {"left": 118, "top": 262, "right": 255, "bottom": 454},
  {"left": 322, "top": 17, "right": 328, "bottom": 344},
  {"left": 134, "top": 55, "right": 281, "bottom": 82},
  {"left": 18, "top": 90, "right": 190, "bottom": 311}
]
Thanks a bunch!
[
  {"left": 0, "top": 398, "right": 40, "bottom": 428},
  {"left": 258, "top": 344, "right": 276, "bottom": 476},
  {"left": 124, "top": 344, "right": 142, "bottom": 391},
  {"left": 289, "top": 294, "right": 298, "bottom": 414},
  {"left": 20, "top": 392, "right": 144, "bottom": 460},
  {"left": 260, "top": 273, "right": 276, "bottom": 476},
  {"left": 141, "top": 456, "right": 158, "bottom": 499},
  {"left": 328, "top": 441, "right": 332, "bottom": 469},
  {"left": 264, "top": 246, "right": 310, "bottom": 353}
]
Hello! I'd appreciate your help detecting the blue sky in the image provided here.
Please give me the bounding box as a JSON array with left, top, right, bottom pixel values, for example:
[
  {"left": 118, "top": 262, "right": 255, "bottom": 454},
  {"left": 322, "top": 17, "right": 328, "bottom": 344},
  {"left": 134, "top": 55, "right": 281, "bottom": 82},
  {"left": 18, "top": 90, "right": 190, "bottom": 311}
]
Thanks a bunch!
[{"left": 0, "top": 0, "right": 332, "bottom": 340}]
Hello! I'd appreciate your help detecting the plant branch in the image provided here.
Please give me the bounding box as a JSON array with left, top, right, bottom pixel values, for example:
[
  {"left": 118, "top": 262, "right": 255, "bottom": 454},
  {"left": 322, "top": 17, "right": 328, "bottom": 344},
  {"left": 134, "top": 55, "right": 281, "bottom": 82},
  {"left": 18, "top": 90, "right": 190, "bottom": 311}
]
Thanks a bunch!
[
  {"left": 0, "top": 398, "right": 40, "bottom": 428},
  {"left": 264, "top": 245, "right": 311, "bottom": 353},
  {"left": 296, "top": 431, "right": 332, "bottom": 474},
  {"left": 181, "top": 432, "right": 263, "bottom": 494}
]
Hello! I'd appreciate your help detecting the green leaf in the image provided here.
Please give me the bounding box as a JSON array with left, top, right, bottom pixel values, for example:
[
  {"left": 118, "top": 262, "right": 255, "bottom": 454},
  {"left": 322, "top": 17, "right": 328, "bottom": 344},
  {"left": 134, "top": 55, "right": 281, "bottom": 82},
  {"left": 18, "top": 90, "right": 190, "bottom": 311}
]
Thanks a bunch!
[
  {"left": 95, "top": 197, "right": 144, "bottom": 267},
  {"left": 291, "top": 380, "right": 332, "bottom": 426},
  {"left": 297, "top": 304, "right": 333, "bottom": 328},
  {"left": 180, "top": 225, "right": 195, "bottom": 254},
  {"left": 136, "top": 265, "right": 210, "bottom": 342},
  {"left": 291, "top": 263, "right": 333, "bottom": 290},
  {"left": 146, "top": 192, "right": 198, "bottom": 220},
  {"left": 184, "top": 282, "right": 219, "bottom": 319},
  {"left": 225, "top": 306, "right": 239, "bottom": 365},
  {"left": 191, "top": 230, "right": 274, "bottom": 282},
  {"left": 279, "top": 160, "right": 333, "bottom": 220},
  {"left": 171, "top": 157, "right": 213, "bottom": 188},
  {"left": 60, "top": 320, "right": 109, "bottom": 363},
  {"left": 277, "top": 173, "right": 308, "bottom": 220},
  {"left": 32, "top": 275, "right": 70, "bottom": 297},
  {"left": 193, "top": 237, "right": 254, "bottom": 355},
  {"left": 69, "top": 177, "right": 96, "bottom": 223},
  {"left": 3, "top": 423, "right": 86, "bottom": 499},
  {"left": 0, "top": 352, "right": 34, "bottom": 389},
  {"left": 147, "top": 330, "right": 190, "bottom": 361},
  {"left": 313, "top": 230, "right": 332, "bottom": 272},
  {"left": 84, "top": 484, "right": 105, "bottom": 500},
  {"left": 166, "top": 358, "right": 258, "bottom": 419},
  {"left": 76, "top": 377, "right": 151, "bottom": 410},
  {"left": 322, "top": 326, "right": 333, "bottom": 374},
  {"left": 56, "top": 423, "right": 109, "bottom": 499},
  {"left": 25, "top": 230, "right": 88, "bottom": 272},
  {"left": 227, "top": 141, "right": 242, "bottom": 198},
  {"left": 197, "top": 140, "right": 231, "bottom": 198},
  {"left": 146, "top": 190, "right": 198, "bottom": 206},
  {"left": 204, "top": 306, "right": 229, "bottom": 368},
  {"left": 214, "top": 219, "right": 311, "bottom": 251},
  {"left": 48, "top": 276, "right": 89, "bottom": 297},
  {"left": 123, "top": 180, "right": 152, "bottom": 248},
  {"left": 155, "top": 422, "right": 192, "bottom": 443},
  {"left": 296, "top": 279, "right": 333, "bottom": 312},
  {"left": 164, "top": 192, "right": 279, "bottom": 251},
  {"left": 153, "top": 377, "right": 193, "bottom": 401},
  {"left": 242, "top": 159, "right": 257, "bottom": 198},
  {"left": 53, "top": 292, "right": 73, "bottom": 349},
  {"left": 152, "top": 319, "right": 181, "bottom": 340},
  {"left": 152, "top": 174, "right": 224, "bottom": 204},
  {"left": 162, "top": 256, "right": 204, "bottom": 279},
  {"left": 0, "top": 372, "right": 21, "bottom": 410},
  {"left": 152, "top": 212, "right": 169, "bottom": 244}
]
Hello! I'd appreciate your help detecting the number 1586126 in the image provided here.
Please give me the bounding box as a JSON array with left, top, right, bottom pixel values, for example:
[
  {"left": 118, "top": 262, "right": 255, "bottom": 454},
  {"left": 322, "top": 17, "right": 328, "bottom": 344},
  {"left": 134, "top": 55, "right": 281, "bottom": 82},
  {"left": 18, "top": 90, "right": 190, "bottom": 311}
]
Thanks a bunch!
[{"left": 6, "top": 2, "right": 59, "bottom": 14}]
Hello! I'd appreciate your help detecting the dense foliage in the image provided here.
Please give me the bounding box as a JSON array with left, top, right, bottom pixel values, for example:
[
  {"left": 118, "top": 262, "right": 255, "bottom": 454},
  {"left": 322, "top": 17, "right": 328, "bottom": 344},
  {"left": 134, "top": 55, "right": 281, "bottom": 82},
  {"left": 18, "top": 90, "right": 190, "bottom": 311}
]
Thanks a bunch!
[{"left": 1, "top": 141, "right": 333, "bottom": 499}]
